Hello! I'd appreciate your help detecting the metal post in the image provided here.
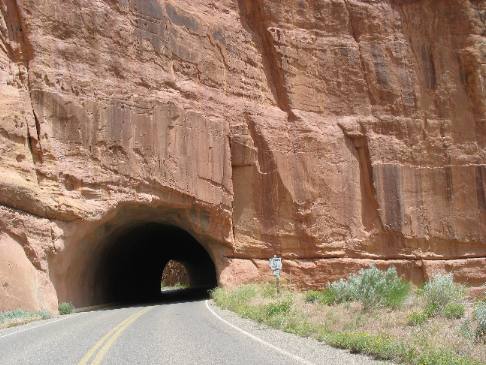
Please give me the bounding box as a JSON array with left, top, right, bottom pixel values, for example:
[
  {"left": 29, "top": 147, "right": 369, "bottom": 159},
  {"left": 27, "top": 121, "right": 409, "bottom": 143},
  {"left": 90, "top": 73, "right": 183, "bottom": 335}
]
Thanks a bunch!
[{"left": 276, "top": 276, "right": 280, "bottom": 295}]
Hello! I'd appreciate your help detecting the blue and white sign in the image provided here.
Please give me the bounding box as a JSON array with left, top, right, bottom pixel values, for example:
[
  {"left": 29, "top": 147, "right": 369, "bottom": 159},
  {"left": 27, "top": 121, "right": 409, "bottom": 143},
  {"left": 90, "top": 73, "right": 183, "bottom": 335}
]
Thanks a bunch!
[{"left": 269, "top": 256, "right": 282, "bottom": 277}]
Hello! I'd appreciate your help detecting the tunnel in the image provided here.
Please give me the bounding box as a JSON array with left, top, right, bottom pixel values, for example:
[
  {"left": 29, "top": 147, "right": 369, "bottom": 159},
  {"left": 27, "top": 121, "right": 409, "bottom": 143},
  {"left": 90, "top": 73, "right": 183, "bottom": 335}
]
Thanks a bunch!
[{"left": 65, "top": 222, "right": 218, "bottom": 306}]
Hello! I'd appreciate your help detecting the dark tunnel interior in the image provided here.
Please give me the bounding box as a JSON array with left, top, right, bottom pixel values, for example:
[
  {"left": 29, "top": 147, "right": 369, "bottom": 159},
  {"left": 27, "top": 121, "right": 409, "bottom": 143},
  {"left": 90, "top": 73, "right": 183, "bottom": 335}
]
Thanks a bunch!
[{"left": 93, "top": 223, "right": 217, "bottom": 304}]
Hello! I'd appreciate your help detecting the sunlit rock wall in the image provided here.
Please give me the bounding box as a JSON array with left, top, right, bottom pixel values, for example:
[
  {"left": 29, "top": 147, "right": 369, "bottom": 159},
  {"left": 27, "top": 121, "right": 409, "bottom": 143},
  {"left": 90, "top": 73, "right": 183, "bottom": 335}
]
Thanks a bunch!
[{"left": 0, "top": 0, "right": 484, "bottom": 310}]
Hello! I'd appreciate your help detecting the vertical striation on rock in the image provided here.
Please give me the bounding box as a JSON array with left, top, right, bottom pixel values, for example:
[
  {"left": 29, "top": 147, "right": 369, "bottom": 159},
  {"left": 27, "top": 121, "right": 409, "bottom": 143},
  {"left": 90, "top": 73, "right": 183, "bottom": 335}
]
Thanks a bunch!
[{"left": 0, "top": 0, "right": 484, "bottom": 311}]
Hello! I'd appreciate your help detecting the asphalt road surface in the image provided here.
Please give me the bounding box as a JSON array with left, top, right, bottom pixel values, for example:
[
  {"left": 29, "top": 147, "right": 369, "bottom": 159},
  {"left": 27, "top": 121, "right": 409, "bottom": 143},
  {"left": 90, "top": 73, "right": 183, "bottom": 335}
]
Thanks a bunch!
[{"left": 0, "top": 291, "right": 383, "bottom": 365}]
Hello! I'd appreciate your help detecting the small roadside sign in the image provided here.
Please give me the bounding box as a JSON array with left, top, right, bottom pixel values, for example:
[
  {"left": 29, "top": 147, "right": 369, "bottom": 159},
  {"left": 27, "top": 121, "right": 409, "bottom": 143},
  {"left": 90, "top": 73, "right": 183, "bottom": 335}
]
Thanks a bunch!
[
  {"left": 269, "top": 256, "right": 282, "bottom": 272},
  {"left": 268, "top": 255, "right": 282, "bottom": 293}
]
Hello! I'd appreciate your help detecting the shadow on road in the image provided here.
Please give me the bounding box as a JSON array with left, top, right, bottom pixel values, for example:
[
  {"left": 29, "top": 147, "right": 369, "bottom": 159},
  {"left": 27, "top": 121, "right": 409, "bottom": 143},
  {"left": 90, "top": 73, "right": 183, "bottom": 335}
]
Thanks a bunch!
[
  {"left": 147, "top": 286, "right": 213, "bottom": 305},
  {"left": 87, "top": 287, "right": 214, "bottom": 312}
]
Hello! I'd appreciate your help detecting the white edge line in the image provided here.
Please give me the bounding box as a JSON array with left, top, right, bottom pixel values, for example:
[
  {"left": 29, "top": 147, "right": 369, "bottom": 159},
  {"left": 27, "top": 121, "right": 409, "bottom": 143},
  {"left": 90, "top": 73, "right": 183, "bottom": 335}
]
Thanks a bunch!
[
  {"left": 0, "top": 313, "right": 83, "bottom": 340},
  {"left": 205, "top": 300, "right": 315, "bottom": 365}
]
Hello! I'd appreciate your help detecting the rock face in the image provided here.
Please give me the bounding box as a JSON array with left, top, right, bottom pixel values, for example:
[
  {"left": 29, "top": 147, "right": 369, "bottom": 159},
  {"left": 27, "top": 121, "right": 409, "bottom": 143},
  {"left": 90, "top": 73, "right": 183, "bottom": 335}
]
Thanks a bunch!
[
  {"left": 161, "top": 260, "right": 189, "bottom": 287},
  {"left": 0, "top": 0, "right": 485, "bottom": 311}
]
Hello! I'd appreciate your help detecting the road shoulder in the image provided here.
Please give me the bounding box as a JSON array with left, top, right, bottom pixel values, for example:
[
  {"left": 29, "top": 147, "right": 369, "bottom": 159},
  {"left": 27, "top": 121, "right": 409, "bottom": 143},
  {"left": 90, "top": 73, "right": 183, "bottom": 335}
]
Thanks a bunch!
[{"left": 207, "top": 300, "right": 387, "bottom": 365}]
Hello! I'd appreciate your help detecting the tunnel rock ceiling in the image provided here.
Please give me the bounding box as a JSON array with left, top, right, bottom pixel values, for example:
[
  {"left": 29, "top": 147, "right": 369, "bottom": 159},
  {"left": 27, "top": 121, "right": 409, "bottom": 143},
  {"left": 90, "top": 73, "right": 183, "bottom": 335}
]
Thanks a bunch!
[{"left": 0, "top": 0, "right": 485, "bottom": 311}]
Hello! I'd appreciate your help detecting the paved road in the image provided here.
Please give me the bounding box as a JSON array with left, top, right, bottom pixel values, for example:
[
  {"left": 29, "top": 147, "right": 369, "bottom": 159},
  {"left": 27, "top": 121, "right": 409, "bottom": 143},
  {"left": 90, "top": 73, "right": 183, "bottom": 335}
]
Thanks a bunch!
[{"left": 0, "top": 293, "right": 383, "bottom": 365}]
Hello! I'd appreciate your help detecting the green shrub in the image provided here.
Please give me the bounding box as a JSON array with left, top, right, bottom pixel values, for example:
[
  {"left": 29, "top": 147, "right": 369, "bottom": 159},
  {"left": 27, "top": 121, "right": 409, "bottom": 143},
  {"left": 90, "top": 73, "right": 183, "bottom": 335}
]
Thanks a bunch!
[
  {"left": 304, "top": 289, "right": 337, "bottom": 305},
  {"left": 422, "top": 274, "right": 465, "bottom": 315},
  {"left": 58, "top": 302, "right": 74, "bottom": 315},
  {"left": 211, "top": 284, "right": 482, "bottom": 365},
  {"left": 304, "top": 290, "right": 322, "bottom": 303},
  {"left": 328, "top": 279, "right": 354, "bottom": 304},
  {"left": 327, "top": 266, "right": 410, "bottom": 310},
  {"left": 261, "top": 283, "right": 278, "bottom": 298},
  {"left": 264, "top": 300, "right": 292, "bottom": 317},
  {"left": 424, "top": 302, "right": 441, "bottom": 317},
  {"left": 474, "top": 301, "right": 486, "bottom": 340},
  {"left": 0, "top": 309, "right": 51, "bottom": 326},
  {"left": 406, "top": 301, "right": 462, "bottom": 326},
  {"left": 283, "top": 315, "right": 317, "bottom": 337},
  {"left": 460, "top": 319, "right": 475, "bottom": 340},
  {"left": 0, "top": 309, "right": 28, "bottom": 323},
  {"left": 38, "top": 310, "right": 52, "bottom": 320},
  {"left": 304, "top": 287, "right": 338, "bottom": 305},
  {"left": 211, "top": 285, "right": 257, "bottom": 311},
  {"left": 407, "top": 311, "right": 429, "bottom": 326},
  {"left": 324, "top": 332, "right": 404, "bottom": 361},
  {"left": 320, "top": 288, "right": 338, "bottom": 305},
  {"left": 238, "top": 305, "right": 265, "bottom": 322},
  {"left": 444, "top": 303, "right": 465, "bottom": 319},
  {"left": 414, "top": 349, "right": 482, "bottom": 365},
  {"left": 325, "top": 331, "right": 481, "bottom": 365}
]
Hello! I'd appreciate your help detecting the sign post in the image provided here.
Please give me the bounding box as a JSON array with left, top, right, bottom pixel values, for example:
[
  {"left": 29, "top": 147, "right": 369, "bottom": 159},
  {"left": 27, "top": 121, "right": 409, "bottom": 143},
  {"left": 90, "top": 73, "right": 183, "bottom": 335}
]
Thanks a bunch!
[{"left": 268, "top": 255, "right": 282, "bottom": 294}]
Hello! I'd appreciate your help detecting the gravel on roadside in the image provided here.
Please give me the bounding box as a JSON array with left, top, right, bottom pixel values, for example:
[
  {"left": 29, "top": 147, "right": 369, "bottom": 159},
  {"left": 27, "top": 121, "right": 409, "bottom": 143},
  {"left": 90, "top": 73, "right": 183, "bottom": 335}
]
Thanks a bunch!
[{"left": 208, "top": 300, "right": 389, "bottom": 365}]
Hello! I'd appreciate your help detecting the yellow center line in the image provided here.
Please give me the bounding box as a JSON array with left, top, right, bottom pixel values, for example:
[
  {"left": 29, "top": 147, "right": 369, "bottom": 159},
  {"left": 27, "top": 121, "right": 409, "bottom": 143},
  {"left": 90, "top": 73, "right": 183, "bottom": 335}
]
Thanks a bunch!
[
  {"left": 90, "top": 307, "right": 151, "bottom": 365},
  {"left": 78, "top": 311, "right": 139, "bottom": 365},
  {"left": 78, "top": 307, "right": 153, "bottom": 365}
]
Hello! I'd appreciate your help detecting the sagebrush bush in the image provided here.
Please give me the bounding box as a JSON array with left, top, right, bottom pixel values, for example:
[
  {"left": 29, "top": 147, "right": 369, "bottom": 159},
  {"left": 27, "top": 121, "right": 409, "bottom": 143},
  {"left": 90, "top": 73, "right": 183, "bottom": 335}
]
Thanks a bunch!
[
  {"left": 328, "top": 279, "right": 354, "bottom": 304},
  {"left": 0, "top": 309, "right": 51, "bottom": 326},
  {"left": 58, "top": 302, "right": 74, "bottom": 315},
  {"left": 0, "top": 309, "right": 28, "bottom": 322},
  {"left": 474, "top": 301, "right": 486, "bottom": 340},
  {"left": 327, "top": 266, "right": 410, "bottom": 310},
  {"left": 422, "top": 274, "right": 464, "bottom": 316}
]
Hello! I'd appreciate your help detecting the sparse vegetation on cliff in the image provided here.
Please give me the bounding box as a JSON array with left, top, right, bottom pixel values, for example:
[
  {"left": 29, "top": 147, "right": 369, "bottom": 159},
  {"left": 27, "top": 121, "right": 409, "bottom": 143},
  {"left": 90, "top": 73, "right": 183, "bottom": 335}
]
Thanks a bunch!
[
  {"left": 0, "top": 309, "right": 51, "bottom": 329},
  {"left": 212, "top": 269, "right": 485, "bottom": 365}
]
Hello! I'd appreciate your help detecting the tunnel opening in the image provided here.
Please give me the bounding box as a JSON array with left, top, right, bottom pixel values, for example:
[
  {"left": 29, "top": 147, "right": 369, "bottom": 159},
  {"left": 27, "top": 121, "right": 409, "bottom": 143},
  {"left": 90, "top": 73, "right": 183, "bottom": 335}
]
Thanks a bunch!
[
  {"left": 161, "top": 260, "right": 190, "bottom": 290},
  {"left": 90, "top": 223, "right": 217, "bottom": 305}
]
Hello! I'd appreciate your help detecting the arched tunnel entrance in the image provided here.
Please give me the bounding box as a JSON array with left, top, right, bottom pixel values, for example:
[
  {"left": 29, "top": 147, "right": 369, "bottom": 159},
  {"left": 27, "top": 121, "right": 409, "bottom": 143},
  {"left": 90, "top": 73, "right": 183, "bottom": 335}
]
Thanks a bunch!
[{"left": 95, "top": 223, "right": 217, "bottom": 304}]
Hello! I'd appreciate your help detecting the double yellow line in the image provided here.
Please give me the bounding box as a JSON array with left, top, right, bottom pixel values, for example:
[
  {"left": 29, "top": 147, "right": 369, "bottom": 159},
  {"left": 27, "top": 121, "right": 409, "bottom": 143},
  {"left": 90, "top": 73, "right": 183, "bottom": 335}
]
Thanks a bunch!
[{"left": 78, "top": 307, "right": 153, "bottom": 365}]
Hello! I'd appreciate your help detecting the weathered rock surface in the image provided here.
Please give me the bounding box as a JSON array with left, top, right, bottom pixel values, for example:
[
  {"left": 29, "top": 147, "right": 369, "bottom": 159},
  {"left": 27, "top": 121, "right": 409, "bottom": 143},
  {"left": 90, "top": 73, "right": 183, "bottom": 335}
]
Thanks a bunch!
[
  {"left": 161, "top": 260, "right": 189, "bottom": 287},
  {"left": 0, "top": 0, "right": 485, "bottom": 311}
]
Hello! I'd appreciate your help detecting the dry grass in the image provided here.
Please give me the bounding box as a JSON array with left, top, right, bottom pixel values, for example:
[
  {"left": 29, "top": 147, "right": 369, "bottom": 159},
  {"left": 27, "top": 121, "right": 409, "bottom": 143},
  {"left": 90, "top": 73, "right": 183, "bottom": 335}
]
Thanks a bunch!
[
  {"left": 299, "top": 294, "right": 485, "bottom": 362},
  {"left": 213, "top": 282, "right": 486, "bottom": 365}
]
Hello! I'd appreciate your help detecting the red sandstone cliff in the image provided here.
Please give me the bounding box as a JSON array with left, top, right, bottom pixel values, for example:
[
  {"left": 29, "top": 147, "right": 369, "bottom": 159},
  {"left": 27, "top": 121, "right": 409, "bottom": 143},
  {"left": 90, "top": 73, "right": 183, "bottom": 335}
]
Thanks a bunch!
[{"left": 0, "top": 0, "right": 484, "bottom": 311}]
